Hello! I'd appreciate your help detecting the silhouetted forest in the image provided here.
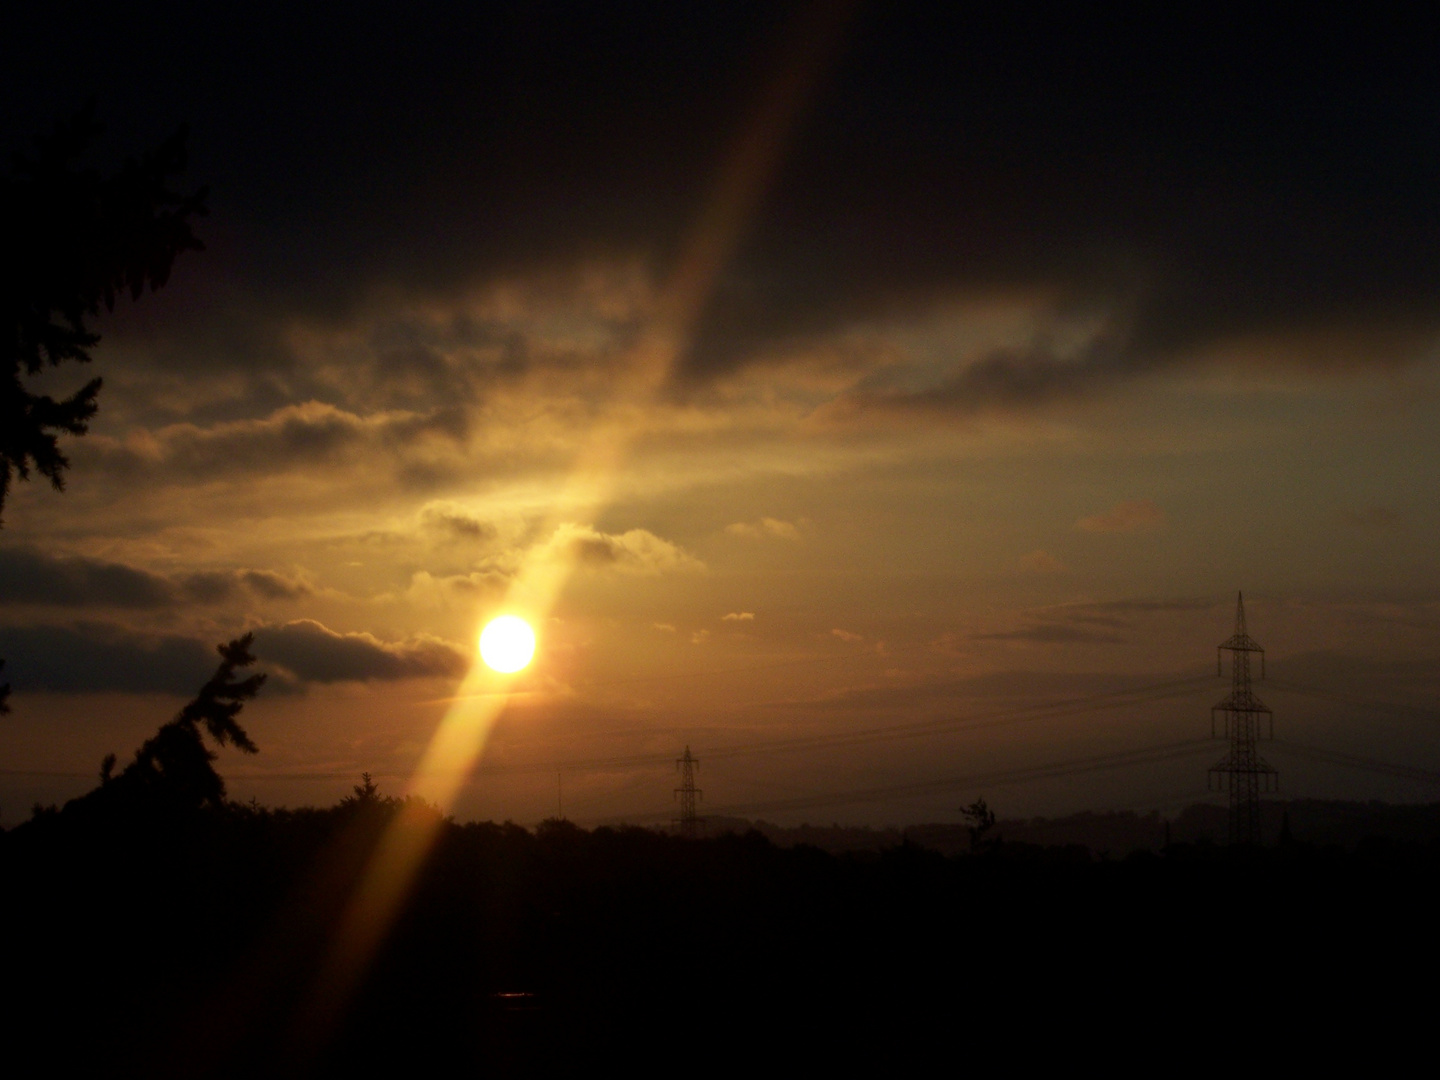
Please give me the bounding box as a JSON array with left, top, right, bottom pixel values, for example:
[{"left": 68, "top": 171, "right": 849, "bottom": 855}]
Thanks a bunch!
[
  {"left": 702, "top": 799, "right": 1440, "bottom": 856},
  {"left": 0, "top": 637, "right": 1431, "bottom": 1071},
  {"left": 5, "top": 765, "right": 1437, "bottom": 1070}
]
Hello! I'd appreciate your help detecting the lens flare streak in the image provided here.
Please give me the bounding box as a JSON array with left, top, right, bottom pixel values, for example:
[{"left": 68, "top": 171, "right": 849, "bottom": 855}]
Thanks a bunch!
[{"left": 292, "top": 2, "right": 856, "bottom": 1052}]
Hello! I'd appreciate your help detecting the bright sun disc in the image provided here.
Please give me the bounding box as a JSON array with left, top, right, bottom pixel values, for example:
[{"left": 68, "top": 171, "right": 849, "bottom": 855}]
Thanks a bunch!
[{"left": 479, "top": 615, "right": 536, "bottom": 673}]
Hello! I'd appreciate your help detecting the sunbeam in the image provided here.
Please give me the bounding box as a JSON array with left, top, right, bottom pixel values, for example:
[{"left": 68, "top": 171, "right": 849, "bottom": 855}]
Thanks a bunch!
[{"left": 290, "top": 2, "right": 858, "bottom": 1050}]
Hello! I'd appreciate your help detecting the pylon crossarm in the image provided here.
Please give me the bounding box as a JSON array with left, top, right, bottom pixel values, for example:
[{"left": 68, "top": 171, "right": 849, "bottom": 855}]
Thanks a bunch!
[
  {"left": 1212, "top": 695, "right": 1271, "bottom": 714},
  {"left": 1220, "top": 633, "right": 1264, "bottom": 653}
]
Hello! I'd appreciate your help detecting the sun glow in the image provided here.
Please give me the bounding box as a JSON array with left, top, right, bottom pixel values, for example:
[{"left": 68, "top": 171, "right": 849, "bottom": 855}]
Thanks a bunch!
[{"left": 479, "top": 615, "right": 536, "bottom": 673}]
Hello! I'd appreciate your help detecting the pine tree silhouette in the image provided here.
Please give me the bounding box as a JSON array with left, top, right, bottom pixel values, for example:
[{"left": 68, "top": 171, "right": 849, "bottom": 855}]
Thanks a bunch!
[{"left": 94, "top": 634, "right": 265, "bottom": 813}]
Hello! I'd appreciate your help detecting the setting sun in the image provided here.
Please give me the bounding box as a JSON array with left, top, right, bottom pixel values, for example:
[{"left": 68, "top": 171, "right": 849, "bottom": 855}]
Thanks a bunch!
[{"left": 479, "top": 615, "right": 536, "bottom": 673}]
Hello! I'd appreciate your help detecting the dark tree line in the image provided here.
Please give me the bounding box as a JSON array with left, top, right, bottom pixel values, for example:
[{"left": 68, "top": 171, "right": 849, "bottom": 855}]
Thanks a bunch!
[{"left": 4, "top": 775, "right": 1435, "bottom": 1075}]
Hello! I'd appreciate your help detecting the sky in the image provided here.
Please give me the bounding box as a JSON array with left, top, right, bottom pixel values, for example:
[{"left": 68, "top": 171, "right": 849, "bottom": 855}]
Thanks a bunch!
[{"left": 4, "top": 3, "right": 1440, "bottom": 827}]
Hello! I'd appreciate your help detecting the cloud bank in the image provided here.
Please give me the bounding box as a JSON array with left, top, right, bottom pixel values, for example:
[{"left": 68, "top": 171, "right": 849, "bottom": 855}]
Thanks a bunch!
[
  {"left": 253, "top": 620, "right": 469, "bottom": 683},
  {"left": 0, "top": 548, "right": 312, "bottom": 609}
]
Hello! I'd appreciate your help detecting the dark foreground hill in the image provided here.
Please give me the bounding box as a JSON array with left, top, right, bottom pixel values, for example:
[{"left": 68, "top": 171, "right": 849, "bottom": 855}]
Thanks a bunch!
[{"left": 3, "top": 794, "right": 1437, "bottom": 1075}]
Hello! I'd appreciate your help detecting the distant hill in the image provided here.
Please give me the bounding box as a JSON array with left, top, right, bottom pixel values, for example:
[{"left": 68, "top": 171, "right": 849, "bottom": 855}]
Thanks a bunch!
[{"left": 687, "top": 799, "right": 1440, "bottom": 855}]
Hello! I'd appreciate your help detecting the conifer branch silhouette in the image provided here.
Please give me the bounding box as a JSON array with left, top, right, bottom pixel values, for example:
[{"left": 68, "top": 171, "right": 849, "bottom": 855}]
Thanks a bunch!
[
  {"left": 101, "top": 634, "right": 265, "bottom": 811},
  {"left": 1, "top": 101, "right": 207, "bottom": 520}
]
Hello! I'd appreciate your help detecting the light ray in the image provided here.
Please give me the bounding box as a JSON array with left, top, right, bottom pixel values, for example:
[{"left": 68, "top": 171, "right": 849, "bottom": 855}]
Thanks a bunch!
[{"left": 290, "top": 1, "right": 857, "bottom": 1052}]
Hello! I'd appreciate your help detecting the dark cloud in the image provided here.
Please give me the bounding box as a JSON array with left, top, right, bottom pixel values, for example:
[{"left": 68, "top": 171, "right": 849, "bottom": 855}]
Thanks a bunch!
[
  {"left": 254, "top": 619, "right": 468, "bottom": 682},
  {"left": 680, "top": 7, "right": 1440, "bottom": 386},
  {"left": 180, "top": 572, "right": 239, "bottom": 605},
  {"left": 976, "top": 624, "right": 1126, "bottom": 646},
  {"left": 0, "top": 623, "right": 215, "bottom": 694},
  {"left": 5, "top": 4, "right": 1436, "bottom": 409},
  {"left": 365, "top": 316, "right": 543, "bottom": 408},
  {"left": 0, "top": 617, "right": 466, "bottom": 694},
  {"left": 821, "top": 339, "right": 1125, "bottom": 419},
  {"left": 80, "top": 401, "right": 471, "bottom": 485},
  {"left": 0, "top": 548, "right": 311, "bottom": 609},
  {"left": 236, "top": 569, "right": 312, "bottom": 600},
  {"left": 419, "top": 504, "right": 497, "bottom": 543},
  {"left": 0, "top": 548, "right": 174, "bottom": 608}
]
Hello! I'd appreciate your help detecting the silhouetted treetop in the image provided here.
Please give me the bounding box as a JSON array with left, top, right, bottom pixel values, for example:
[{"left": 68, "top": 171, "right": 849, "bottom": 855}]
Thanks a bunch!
[
  {"left": 95, "top": 634, "right": 264, "bottom": 812},
  {"left": 2, "top": 103, "right": 206, "bottom": 517},
  {"left": 351, "top": 772, "right": 379, "bottom": 802},
  {"left": 962, "top": 797, "right": 998, "bottom": 853},
  {"left": 173, "top": 634, "right": 265, "bottom": 754}
]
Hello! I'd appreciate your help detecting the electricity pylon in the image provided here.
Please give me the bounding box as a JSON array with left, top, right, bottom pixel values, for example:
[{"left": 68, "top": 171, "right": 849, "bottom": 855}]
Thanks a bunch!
[
  {"left": 674, "top": 746, "right": 703, "bottom": 839},
  {"left": 1208, "top": 592, "right": 1277, "bottom": 845}
]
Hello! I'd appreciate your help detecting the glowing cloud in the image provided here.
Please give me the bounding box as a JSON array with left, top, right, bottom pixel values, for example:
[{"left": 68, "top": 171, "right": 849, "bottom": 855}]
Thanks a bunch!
[
  {"left": 726, "top": 517, "right": 801, "bottom": 540},
  {"left": 1076, "top": 500, "right": 1165, "bottom": 534},
  {"left": 545, "top": 523, "right": 704, "bottom": 575}
]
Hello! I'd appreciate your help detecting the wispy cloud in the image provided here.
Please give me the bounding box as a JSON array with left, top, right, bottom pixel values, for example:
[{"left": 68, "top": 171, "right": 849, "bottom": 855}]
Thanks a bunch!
[
  {"left": 419, "top": 501, "right": 497, "bottom": 542},
  {"left": 1076, "top": 499, "right": 1165, "bottom": 534},
  {"left": 544, "top": 523, "right": 704, "bottom": 576},
  {"left": 1017, "top": 549, "right": 1066, "bottom": 574},
  {"left": 725, "top": 517, "right": 801, "bottom": 540}
]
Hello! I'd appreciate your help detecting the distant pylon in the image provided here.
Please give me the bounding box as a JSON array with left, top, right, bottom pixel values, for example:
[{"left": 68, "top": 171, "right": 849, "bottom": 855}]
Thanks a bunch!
[
  {"left": 674, "top": 746, "right": 703, "bottom": 839},
  {"left": 1208, "top": 592, "right": 1277, "bottom": 845}
]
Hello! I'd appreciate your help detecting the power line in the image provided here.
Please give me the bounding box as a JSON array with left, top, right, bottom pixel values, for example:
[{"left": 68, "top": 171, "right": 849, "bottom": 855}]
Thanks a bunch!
[
  {"left": 1267, "top": 678, "right": 1440, "bottom": 726},
  {"left": 702, "top": 675, "right": 1214, "bottom": 762},
  {"left": 615, "top": 737, "right": 1216, "bottom": 822},
  {"left": 1271, "top": 739, "right": 1440, "bottom": 786},
  {"left": 53, "top": 672, "right": 1213, "bottom": 787}
]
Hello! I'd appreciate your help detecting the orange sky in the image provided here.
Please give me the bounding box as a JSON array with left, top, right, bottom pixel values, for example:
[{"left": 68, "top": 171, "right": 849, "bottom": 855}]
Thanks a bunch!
[{"left": 5, "top": 6, "right": 1440, "bottom": 825}]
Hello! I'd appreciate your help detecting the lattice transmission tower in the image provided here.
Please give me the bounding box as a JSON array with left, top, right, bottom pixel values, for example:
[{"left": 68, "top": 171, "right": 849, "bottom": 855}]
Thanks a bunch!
[
  {"left": 674, "top": 746, "right": 704, "bottom": 839},
  {"left": 1208, "top": 592, "right": 1278, "bottom": 845}
]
